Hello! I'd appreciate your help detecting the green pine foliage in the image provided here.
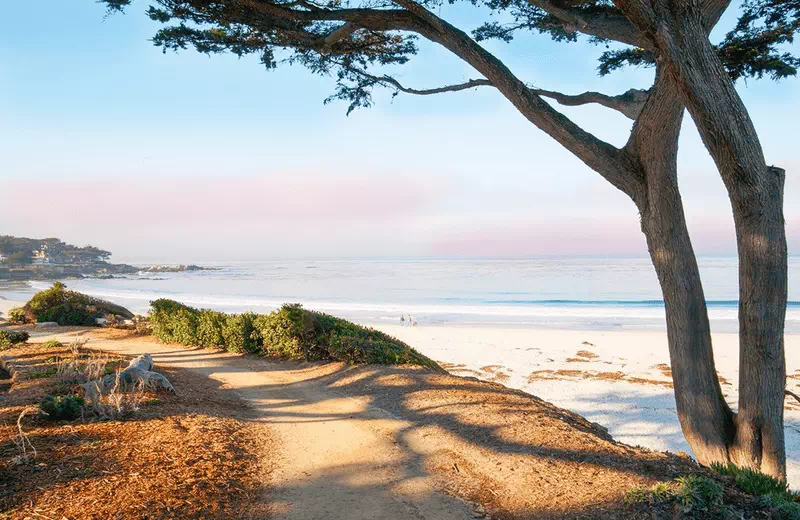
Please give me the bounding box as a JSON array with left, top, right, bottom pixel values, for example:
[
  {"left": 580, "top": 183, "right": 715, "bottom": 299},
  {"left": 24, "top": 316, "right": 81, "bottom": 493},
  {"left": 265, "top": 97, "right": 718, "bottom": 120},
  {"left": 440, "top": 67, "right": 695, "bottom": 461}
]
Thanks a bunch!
[
  {"left": 99, "top": 0, "right": 800, "bottom": 115},
  {"left": 147, "top": 299, "right": 441, "bottom": 369}
]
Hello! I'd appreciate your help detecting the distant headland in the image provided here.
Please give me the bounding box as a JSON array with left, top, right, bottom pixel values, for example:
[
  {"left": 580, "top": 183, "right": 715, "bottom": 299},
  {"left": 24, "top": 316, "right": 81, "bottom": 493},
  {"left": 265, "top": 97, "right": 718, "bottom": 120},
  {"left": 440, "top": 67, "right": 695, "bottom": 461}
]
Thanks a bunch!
[{"left": 0, "top": 236, "right": 215, "bottom": 281}]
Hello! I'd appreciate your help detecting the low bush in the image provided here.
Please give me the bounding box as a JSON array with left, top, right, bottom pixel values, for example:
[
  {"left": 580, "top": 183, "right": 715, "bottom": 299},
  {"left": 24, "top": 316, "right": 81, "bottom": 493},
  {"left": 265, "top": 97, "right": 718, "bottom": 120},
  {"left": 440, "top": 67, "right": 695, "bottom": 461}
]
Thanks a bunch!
[
  {"left": 196, "top": 310, "right": 226, "bottom": 348},
  {"left": 625, "top": 475, "right": 724, "bottom": 512},
  {"left": 7, "top": 307, "right": 26, "bottom": 324},
  {"left": 0, "top": 330, "right": 30, "bottom": 348},
  {"left": 40, "top": 394, "right": 84, "bottom": 420},
  {"left": 39, "top": 303, "right": 95, "bottom": 326},
  {"left": 42, "top": 340, "right": 63, "bottom": 349},
  {"left": 674, "top": 474, "right": 723, "bottom": 508},
  {"left": 17, "top": 282, "right": 133, "bottom": 326},
  {"left": 221, "top": 312, "right": 259, "bottom": 353},
  {"left": 712, "top": 462, "right": 800, "bottom": 516},
  {"left": 761, "top": 495, "right": 800, "bottom": 520},
  {"left": 711, "top": 462, "right": 791, "bottom": 498},
  {"left": 254, "top": 304, "right": 315, "bottom": 359},
  {"left": 148, "top": 299, "right": 440, "bottom": 369},
  {"left": 149, "top": 299, "right": 199, "bottom": 344}
]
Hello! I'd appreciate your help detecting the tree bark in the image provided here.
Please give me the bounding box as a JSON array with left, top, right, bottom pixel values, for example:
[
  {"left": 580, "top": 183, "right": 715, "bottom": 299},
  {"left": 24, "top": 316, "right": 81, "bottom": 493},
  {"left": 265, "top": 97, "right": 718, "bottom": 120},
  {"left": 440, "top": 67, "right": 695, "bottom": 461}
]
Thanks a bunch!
[
  {"left": 627, "top": 69, "right": 736, "bottom": 467},
  {"left": 650, "top": 10, "right": 789, "bottom": 479},
  {"left": 729, "top": 171, "right": 787, "bottom": 478}
]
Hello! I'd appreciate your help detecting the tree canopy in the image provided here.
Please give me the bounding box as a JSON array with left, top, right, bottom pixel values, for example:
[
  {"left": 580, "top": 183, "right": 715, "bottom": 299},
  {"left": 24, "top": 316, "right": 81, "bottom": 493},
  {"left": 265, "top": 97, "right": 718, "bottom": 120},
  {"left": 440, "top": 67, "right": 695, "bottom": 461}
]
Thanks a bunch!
[{"left": 101, "top": 0, "right": 799, "bottom": 114}]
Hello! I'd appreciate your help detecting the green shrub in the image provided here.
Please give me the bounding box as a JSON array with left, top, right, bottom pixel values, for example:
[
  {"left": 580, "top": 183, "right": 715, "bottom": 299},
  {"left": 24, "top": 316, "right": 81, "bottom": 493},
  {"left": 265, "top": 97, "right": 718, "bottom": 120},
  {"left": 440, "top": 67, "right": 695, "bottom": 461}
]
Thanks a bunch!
[
  {"left": 148, "top": 299, "right": 440, "bottom": 369},
  {"left": 26, "top": 281, "right": 71, "bottom": 318},
  {"left": 674, "top": 474, "right": 723, "bottom": 508},
  {"left": 711, "top": 462, "right": 790, "bottom": 498},
  {"left": 625, "top": 475, "right": 724, "bottom": 510},
  {"left": 624, "top": 486, "right": 655, "bottom": 504},
  {"left": 221, "top": 312, "right": 260, "bottom": 353},
  {"left": 196, "top": 310, "right": 226, "bottom": 348},
  {"left": 42, "top": 340, "right": 63, "bottom": 349},
  {"left": 624, "top": 481, "right": 677, "bottom": 505},
  {"left": 254, "top": 304, "right": 315, "bottom": 359},
  {"left": 149, "top": 299, "right": 199, "bottom": 344},
  {"left": 0, "top": 330, "right": 30, "bottom": 348},
  {"left": 7, "top": 307, "right": 27, "bottom": 324},
  {"left": 762, "top": 496, "right": 800, "bottom": 520},
  {"left": 20, "top": 282, "right": 133, "bottom": 326},
  {"left": 38, "top": 303, "right": 94, "bottom": 326},
  {"left": 40, "top": 394, "right": 84, "bottom": 420}
]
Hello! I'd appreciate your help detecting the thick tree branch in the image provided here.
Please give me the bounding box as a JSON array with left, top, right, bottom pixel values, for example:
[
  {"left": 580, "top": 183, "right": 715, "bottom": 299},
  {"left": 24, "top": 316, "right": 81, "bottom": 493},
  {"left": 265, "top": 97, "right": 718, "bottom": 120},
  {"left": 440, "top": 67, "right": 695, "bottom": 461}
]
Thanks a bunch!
[
  {"left": 386, "top": 0, "right": 645, "bottom": 197},
  {"left": 525, "top": 0, "right": 652, "bottom": 49},
  {"left": 531, "top": 87, "right": 650, "bottom": 119},
  {"left": 243, "top": 0, "right": 427, "bottom": 32},
  {"left": 353, "top": 64, "right": 649, "bottom": 119}
]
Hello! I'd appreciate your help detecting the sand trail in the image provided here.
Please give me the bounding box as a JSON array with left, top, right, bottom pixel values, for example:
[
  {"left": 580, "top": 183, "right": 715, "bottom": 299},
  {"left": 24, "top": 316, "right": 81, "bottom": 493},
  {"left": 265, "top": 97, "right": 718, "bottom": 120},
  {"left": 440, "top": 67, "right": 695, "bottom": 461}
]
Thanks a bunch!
[{"left": 57, "top": 330, "right": 476, "bottom": 520}]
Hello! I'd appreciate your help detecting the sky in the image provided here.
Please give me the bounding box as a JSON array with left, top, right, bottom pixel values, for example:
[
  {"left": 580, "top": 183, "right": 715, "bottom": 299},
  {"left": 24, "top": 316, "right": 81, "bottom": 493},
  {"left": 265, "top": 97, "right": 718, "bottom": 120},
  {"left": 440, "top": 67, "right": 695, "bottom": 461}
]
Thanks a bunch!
[{"left": 0, "top": 1, "right": 798, "bottom": 262}]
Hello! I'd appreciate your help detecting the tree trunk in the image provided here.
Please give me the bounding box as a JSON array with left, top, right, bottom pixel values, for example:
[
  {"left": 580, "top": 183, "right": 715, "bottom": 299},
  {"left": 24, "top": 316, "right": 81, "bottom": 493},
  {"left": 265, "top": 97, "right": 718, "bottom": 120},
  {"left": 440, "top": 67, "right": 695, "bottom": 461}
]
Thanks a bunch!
[
  {"left": 653, "top": 10, "right": 789, "bottom": 479},
  {"left": 628, "top": 68, "right": 736, "bottom": 467},
  {"left": 729, "top": 171, "right": 787, "bottom": 478}
]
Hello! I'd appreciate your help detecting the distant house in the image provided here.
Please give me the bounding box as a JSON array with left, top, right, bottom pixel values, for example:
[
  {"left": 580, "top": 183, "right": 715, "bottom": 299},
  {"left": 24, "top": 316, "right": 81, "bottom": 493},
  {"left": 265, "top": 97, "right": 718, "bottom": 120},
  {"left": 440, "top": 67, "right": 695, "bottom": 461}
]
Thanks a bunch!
[{"left": 33, "top": 246, "right": 50, "bottom": 264}]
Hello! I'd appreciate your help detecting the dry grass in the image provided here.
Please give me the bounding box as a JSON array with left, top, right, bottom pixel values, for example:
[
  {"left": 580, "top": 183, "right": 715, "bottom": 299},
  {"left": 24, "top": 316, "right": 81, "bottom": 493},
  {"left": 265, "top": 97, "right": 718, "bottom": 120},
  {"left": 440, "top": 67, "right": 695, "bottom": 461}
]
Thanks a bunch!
[
  {"left": 0, "top": 343, "right": 272, "bottom": 520},
  {"left": 10, "top": 408, "right": 37, "bottom": 466}
]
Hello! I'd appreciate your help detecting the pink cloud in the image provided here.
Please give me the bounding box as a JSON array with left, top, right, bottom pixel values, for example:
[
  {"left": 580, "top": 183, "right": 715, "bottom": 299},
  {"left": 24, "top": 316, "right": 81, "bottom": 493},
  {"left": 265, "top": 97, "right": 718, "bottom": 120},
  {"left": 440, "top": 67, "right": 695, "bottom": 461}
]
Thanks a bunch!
[{"left": 1, "top": 173, "right": 443, "bottom": 226}]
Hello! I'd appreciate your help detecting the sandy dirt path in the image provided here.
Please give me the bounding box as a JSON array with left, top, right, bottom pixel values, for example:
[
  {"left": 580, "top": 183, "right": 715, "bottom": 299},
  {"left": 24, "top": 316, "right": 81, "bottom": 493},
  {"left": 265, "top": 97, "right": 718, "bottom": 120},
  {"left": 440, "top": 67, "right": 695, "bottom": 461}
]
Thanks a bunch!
[{"left": 44, "top": 330, "right": 476, "bottom": 520}]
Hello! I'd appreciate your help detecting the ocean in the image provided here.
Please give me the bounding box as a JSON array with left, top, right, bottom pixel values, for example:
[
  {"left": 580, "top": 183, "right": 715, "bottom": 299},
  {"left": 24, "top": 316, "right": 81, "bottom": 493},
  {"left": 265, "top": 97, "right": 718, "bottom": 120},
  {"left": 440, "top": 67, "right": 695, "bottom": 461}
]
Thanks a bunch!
[{"left": 4, "top": 257, "right": 799, "bottom": 333}]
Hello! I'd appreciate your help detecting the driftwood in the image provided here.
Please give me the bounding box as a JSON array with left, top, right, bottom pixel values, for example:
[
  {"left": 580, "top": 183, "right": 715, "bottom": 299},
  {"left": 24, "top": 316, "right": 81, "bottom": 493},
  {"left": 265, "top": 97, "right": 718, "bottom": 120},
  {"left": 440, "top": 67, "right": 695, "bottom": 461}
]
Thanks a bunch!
[
  {"left": 102, "top": 353, "right": 175, "bottom": 393},
  {"left": 80, "top": 353, "right": 175, "bottom": 409}
]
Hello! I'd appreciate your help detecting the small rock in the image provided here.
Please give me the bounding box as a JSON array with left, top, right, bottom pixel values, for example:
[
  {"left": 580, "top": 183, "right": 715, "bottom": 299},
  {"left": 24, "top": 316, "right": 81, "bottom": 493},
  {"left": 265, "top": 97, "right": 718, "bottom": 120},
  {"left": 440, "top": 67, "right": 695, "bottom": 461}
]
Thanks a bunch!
[{"left": 94, "top": 317, "right": 107, "bottom": 325}]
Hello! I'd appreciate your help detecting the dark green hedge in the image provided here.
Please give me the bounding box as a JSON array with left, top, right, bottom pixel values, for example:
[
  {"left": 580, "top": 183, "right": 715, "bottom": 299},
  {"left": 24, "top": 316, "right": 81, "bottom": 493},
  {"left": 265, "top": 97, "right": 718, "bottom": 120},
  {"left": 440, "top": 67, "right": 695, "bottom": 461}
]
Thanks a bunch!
[
  {"left": 17, "top": 282, "right": 134, "bottom": 326},
  {"left": 148, "top": 299, "right": 440, "bottom": 369}
]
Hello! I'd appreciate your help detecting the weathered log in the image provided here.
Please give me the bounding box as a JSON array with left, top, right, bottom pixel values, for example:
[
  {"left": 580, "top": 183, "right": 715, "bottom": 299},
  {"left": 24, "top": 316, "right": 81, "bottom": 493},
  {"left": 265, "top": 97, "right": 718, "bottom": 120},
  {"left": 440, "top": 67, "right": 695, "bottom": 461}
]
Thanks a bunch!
[{"left": 80, "top": 353, "right": 175, "bottom": 401}]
